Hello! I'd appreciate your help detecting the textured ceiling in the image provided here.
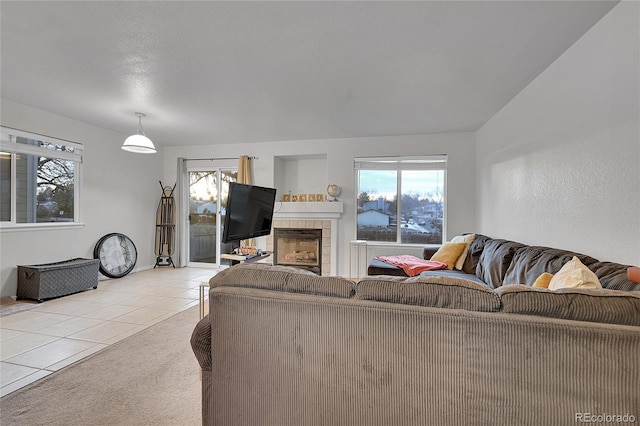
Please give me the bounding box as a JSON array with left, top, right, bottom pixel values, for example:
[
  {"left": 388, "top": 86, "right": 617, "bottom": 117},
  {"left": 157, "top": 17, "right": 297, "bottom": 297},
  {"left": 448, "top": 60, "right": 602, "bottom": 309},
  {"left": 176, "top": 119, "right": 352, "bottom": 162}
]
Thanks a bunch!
[{"left": 0, "top": 1, "right": 618, "bottom": 148}]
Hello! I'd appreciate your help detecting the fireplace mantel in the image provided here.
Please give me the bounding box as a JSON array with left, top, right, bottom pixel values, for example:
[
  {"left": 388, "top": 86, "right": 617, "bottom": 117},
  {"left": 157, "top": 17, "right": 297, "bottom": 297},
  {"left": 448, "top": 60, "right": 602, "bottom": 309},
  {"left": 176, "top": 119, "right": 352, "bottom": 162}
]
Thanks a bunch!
[{"left": 273, "top": 201, "right": 343, "bottom": 219}]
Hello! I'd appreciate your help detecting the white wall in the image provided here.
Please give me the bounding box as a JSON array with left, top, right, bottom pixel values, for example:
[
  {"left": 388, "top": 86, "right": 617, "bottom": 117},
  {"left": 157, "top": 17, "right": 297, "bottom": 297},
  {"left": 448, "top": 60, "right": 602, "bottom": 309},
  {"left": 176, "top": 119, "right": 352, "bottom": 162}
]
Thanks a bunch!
[
  {"left": 1, "top": 100, "right": 163, "bottom": 297},
  {"left": 476, "top": 1, "right": 640, "bottom": 265},
  {"left": 164, "top": 132, "right": 477, "bottom": 276}
]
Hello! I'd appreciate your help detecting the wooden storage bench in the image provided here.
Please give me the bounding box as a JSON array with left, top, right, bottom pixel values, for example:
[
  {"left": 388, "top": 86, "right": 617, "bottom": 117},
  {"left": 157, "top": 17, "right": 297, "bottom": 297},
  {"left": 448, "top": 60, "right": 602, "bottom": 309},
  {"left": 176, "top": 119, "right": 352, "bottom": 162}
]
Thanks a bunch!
[{"left": 17, "top": 258, "right": 100, "bottom": 302}]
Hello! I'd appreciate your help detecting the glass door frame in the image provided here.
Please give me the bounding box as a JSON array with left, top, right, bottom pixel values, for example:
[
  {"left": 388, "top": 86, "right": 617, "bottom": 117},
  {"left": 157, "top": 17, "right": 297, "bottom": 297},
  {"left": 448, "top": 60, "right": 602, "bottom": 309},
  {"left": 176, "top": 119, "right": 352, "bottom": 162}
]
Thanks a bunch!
[{"left": 185, "top": 164, "right": 236, "bottom": 268}]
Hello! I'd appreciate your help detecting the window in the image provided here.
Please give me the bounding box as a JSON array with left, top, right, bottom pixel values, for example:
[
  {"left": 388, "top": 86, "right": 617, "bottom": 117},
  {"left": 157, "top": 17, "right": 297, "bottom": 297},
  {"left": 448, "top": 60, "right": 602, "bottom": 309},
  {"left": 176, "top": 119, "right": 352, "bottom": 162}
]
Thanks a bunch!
[
  {"left": 187, "top": 168, "right": 237, "bottom": 264},
  {"left": 355, "top": 155, "right": 446, "bottom": 244},
  {"left": 0, "top": 127, "right": 83, "bottom": 228}
]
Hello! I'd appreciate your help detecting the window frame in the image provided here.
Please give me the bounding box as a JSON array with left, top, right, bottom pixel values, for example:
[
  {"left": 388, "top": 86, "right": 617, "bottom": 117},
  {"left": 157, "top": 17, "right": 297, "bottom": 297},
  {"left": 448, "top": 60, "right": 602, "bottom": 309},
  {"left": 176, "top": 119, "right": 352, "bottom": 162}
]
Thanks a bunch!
[
  {"left": 354, "top": 155, "right": 447, "bottom": 245},
  {"left": 0, "top": 126, "right": 84, "bottom": 231}
]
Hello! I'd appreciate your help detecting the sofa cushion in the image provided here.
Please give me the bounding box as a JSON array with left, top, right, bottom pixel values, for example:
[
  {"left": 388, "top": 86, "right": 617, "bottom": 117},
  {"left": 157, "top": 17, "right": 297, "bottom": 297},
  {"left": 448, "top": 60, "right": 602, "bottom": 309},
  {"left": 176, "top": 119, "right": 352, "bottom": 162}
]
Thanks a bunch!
[
  {"left": 532, "top": 272, "right": 553, "bottom": 289},
  {"left": 419, "top": 269, "right": 488, "bottom": 287},
  {"left": 589, "top": 261, "right": 640, "bottom": 291},
  {"left": 209, "top": 263, "right": 355, "bottom": 298},
  {"left": 355, "top": 275, "right": 501, "bottom": 312},
  {"left": 502, "top": 245, "right": 598, "bottom": 287},
  {"left": 462, "top": 234, "right": 492, "bottom": 275},
  {"left": 548, "top": 256, "right": 602, "bottom": 290},
  {"left": 450, "top": 234, "right": 476, "bottom": 270},
  {"left": 496, "top": 285, "right": 640, "bottom": 326},
  {"left": 475, "top": 239, "right": 526, "bottom": 288},
  {"left": 430, "top": 242, "right": 467, "bottom": 270}
]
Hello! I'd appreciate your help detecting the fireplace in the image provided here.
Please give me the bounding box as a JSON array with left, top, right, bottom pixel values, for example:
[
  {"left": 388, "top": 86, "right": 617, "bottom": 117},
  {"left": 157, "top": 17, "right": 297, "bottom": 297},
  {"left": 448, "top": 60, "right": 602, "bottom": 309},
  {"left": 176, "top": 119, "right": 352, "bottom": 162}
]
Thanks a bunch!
[
  {"left": 266, "top": 202, "right": 342, "bottom": 276},
  {"left": 273, "top": 228, "right": 322, "bottom": 275}
]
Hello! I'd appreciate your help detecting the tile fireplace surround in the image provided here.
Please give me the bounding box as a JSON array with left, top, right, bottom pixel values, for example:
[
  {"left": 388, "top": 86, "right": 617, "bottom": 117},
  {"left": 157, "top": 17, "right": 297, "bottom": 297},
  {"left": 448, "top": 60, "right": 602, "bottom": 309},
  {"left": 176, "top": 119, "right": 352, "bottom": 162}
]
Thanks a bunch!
[{"left": 265, "top": 201, "right": 343, "bottom": 276}]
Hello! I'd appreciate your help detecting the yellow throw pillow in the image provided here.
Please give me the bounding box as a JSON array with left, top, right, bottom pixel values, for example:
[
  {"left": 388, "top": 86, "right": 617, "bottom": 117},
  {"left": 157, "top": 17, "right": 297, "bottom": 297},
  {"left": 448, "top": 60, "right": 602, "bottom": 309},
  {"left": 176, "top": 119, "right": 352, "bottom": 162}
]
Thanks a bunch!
[
  {"left": 431, "top": 242, "right": 467, "bottom": 270},
  {"left": 548, "top": 256, "right": 602, "bottom": 290},
  {"left": 450, "top": 234, "right": 476, "bottom": 270},
  {"left": 532, "top": 272, "right": 554, "bottom": 289}
]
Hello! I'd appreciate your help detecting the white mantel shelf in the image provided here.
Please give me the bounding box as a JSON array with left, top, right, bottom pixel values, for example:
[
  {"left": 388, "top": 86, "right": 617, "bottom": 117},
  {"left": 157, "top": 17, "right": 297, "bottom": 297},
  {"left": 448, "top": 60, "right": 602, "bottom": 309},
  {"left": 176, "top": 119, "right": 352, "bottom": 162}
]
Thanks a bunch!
[{"left": 273, "top": 201, "right": 343, "bottom": 219}]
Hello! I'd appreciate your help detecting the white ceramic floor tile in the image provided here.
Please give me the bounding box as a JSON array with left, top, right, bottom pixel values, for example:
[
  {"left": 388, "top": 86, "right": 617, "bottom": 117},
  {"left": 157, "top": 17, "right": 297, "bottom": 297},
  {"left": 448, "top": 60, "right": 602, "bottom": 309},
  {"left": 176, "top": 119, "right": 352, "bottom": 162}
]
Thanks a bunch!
[
  {"left": 101, "top": 324, "right": 149, "bottom": 345},
  {"left": 5, "top": 338, "right": 100, "bottom": 369},
  {"left": 177, "top": 288, "right": 202, "bottom": 300},
  {"left": 0, "top": 369, "right": 52, "bottom": 397},
  {"left": 0, "top": 311, "right": 74, "bottom": 332},
  {"left": 142, "top": 311, "right": 178, "bottom": 326},
  {"left": 93, "top": 282, "right": 140, "bottom": 294},
  {"left": 144, "top": 297, "right": 195, "bottom": 310},
  {"left": 0, "top": 328, "right": 25, "bottom": 342},
  {"left": 65, "top": 290, "right": 131, "bottom": 304},
  {"left": 67, "top": 320, "right": 145, "bottom": 343},
  {"left": 35, "top": 316, "right": 105, "bottom": 337},
  {"left": 33, "top": 299, "right": 107, "bottom": 316},
  {"left": 45, "top": 343, "right": 108, "bottom": 371},
  {"left": 134, "top": 286, "right": 191, "bottom": 298},
  {"left": 0, "top": 266, "right": 213, "bottom": 396},
  {"left": 0, "top": 361, "right": 41, "bottom": 386},
  {"left": 112, "top": 307, "right": 171, "bottom": 325},
  {"left": 0, "top": 332, "right": 59, "bottom": 361},
  {"left": 154, "top": 279, "right": 202, "bottom": 289},
  {"left": 80, "top": 304, "right": 140, "bottom": 320},
  {"left": 118, "top": 294, "right": 170, "bottom": 308}
]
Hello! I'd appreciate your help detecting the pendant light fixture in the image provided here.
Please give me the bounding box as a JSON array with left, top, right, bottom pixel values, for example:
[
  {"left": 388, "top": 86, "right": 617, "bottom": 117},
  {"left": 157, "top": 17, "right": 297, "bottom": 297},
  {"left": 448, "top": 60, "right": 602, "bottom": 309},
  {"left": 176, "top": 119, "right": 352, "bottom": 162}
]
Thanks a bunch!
[{"left": 122, "top": 112, "right": 157, "bottom": 154}]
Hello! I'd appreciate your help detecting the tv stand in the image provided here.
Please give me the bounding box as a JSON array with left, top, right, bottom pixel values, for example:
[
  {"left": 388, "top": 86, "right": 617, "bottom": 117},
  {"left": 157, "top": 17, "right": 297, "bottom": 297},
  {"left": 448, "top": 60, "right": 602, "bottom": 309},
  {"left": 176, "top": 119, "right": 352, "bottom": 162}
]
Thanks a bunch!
[{"left": 220, "top": 252, "right": 272, "bottom": 266}]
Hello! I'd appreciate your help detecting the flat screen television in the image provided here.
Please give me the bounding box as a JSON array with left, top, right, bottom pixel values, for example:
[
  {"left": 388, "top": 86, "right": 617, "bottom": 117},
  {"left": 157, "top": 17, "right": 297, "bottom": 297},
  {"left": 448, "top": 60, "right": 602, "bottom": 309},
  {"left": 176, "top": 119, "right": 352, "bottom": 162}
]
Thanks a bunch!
[{"left": 222, "top": 182, "right": 277, "bottom": 245}]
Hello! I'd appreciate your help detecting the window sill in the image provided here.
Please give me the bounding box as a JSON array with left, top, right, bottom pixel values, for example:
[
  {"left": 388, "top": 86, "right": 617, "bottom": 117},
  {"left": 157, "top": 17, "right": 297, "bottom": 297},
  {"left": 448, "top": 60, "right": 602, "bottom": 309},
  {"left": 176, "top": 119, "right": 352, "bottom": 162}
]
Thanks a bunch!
[
  {"left": 353, "top": 241, "right": 438, "bottom": 248},
  {"left": 0, "top": 223, "right": 86, "bottom": 232}
]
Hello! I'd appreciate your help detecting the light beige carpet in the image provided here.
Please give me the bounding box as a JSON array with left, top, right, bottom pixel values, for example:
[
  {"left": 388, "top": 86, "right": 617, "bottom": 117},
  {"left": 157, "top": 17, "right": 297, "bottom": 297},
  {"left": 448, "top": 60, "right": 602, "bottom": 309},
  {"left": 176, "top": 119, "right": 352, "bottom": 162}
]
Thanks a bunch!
[{"left": 0, "top": 305, "right": 202, "bottom": 426}]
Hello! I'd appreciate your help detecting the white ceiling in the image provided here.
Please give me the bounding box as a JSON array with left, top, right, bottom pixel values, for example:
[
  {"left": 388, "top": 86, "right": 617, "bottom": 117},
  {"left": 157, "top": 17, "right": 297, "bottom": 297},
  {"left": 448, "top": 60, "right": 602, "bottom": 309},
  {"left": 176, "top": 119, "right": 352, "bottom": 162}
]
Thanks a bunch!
[{"left": 0, "top": 1, "right": 618, "bottom": 148}]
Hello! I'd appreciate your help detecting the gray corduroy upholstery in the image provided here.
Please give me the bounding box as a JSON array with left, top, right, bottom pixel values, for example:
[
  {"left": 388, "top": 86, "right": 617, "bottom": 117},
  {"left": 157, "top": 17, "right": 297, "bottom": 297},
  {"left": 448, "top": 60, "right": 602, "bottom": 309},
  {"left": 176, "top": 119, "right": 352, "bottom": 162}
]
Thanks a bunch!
[
  {"left": 194, "top": 264, "right": 640, "bottom": 425},
  {"left": 356, "top": 274, "right": 501, "bottom": 312},
  {"left": 496, "top": 284, "right": 640, "bottom": 326}
]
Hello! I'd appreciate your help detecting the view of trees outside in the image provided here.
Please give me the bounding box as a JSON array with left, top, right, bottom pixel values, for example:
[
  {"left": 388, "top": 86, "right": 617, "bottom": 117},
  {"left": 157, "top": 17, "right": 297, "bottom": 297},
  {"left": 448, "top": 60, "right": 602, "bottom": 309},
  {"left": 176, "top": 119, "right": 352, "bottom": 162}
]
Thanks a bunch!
[
  {"left": 1, "top": 135, "right": 80, "bottom": 224},
  {"left": 34, "top": 155, "right": 75, "bottom": 222},
  {"left": 188, "top": 170, "right": 237, "bottom": 263},
  {"left": 357, "top": 169, "right": 444, "bottom": 244},
  {"left": 189, "top": 170, "right": 237, "bottom": 217}
]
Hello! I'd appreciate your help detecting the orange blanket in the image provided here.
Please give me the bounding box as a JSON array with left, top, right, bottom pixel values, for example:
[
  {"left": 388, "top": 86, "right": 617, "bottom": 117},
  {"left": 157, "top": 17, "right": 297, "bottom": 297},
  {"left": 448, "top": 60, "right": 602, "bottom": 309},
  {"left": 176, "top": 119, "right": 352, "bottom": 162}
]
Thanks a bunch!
[{"left": 376, "top": 255, "right": 447, "bottom": 277}]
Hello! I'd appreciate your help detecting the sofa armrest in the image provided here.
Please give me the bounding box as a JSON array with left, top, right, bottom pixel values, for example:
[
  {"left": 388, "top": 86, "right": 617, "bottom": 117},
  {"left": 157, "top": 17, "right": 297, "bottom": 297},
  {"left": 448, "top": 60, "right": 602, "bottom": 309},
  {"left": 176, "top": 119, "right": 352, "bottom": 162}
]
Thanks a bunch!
[
  {"left": 190, "top": 315, "right": 212, "bottom": 371},
  {"left": 423, "top": 244, "right": 442, "bottom": 260}
]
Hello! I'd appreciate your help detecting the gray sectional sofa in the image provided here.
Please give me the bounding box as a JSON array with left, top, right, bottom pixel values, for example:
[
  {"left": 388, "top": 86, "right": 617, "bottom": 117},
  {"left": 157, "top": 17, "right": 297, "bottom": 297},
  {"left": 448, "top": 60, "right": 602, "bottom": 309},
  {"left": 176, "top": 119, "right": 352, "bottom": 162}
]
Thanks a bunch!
[
  {"left": 367, "top": 234, "right": 640, "bottom": 291},
  {"left": 191, "top": 258, "right": 640, "bottom": 425}
]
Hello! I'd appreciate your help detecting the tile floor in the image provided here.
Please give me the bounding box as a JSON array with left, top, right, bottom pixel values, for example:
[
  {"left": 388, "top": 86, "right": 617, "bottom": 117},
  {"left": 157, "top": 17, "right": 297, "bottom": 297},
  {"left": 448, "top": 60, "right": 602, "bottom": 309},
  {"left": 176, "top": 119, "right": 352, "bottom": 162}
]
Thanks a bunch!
[{"left": 0, "top": 266, "right": 219, "bottom": 397}]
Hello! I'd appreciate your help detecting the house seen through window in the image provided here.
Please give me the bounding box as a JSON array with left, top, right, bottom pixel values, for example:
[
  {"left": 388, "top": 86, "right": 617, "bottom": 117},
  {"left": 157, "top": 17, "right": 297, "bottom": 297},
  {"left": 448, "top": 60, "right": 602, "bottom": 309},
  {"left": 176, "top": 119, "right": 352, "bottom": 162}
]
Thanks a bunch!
[
  {"left": 355, "top": 155, "right": 446, "bottom": 244},
  {"left": 0, "top": 127, "right": 82, "bottom": 226}
]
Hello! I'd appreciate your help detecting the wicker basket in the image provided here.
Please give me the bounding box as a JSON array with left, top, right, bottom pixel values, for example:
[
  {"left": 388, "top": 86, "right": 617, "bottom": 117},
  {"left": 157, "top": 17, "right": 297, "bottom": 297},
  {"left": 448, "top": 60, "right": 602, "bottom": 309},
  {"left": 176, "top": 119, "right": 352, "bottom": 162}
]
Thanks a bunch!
[{"left": 17, "top": 258, "right": 100, "bottom": 302}]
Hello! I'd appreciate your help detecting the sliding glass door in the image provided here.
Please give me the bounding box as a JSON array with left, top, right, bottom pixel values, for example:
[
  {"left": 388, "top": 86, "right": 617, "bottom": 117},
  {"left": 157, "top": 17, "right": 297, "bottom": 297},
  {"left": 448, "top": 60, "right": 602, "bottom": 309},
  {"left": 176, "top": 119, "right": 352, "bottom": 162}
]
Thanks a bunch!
[{"left": 187, "top": 168, "right": 237, "bottom": 266}]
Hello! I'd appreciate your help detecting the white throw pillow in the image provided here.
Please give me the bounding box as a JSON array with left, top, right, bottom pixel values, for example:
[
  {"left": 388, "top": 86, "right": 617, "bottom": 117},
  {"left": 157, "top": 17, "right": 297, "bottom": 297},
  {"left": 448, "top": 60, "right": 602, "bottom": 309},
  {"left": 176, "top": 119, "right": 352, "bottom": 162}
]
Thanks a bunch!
[
  {"left": 450, "top": 234, "right": 476, "bottom": 270},
  {"left": 548, "top": 256, "right": 602, "bottom": 290}
]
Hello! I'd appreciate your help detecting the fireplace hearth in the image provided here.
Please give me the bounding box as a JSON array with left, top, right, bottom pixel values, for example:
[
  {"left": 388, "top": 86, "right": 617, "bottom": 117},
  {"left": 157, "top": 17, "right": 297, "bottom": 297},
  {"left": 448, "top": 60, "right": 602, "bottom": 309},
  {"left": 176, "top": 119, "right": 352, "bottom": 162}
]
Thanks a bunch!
[{"left": 274, "top": 228, "right": 322, "bottom": 275}]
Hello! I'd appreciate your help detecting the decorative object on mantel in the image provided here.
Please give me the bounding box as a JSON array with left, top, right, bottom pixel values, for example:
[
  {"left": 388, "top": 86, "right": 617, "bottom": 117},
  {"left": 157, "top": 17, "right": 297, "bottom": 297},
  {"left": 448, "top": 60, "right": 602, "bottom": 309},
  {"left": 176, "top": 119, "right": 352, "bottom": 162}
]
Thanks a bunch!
[
  {"left": 316, "top": 193, "right": 324, "bottom": 202},
  {"left": 299, "top": 194, "right": 307, "bottom": 202},
  {"left": 327, "top": 184, "right": 341, "bottom": 201},
  {"left": 122, "top": 112, "right": 157, "bottom": 154}
]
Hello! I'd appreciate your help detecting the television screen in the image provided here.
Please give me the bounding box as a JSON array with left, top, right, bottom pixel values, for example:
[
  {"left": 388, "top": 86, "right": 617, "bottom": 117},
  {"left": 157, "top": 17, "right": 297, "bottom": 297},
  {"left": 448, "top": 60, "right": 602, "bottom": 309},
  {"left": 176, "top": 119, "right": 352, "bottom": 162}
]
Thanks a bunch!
[{"left": 222, "top": 183, "right": 277, "bottom": 244}]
